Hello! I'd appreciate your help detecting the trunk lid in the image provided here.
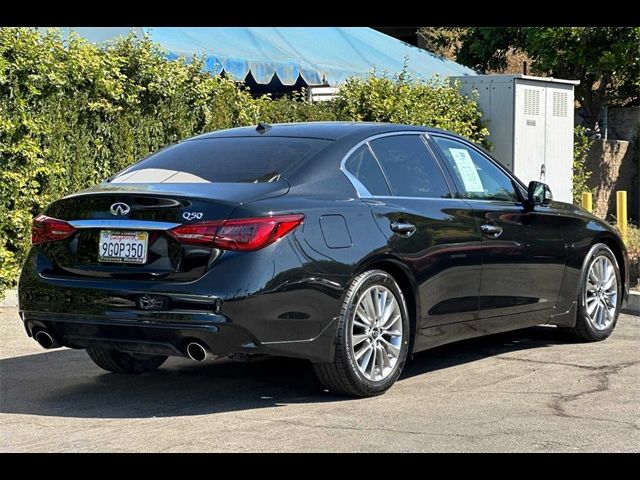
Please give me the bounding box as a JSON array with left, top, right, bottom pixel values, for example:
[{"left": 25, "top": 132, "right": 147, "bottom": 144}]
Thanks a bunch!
[{"left": 40, "top": 181, "right": 289, "bottom": 281}]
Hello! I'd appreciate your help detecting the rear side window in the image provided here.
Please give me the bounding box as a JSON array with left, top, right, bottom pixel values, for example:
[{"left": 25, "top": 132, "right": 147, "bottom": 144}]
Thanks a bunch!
[
  {"left": 344, "top": 145, "right": 391, "bottom": 196},
  {"left": 111, "top": 137, "right": 332, "bottom": 184},
  {"left": 369, "top": 135, "right": 451, "bottom": 198}
]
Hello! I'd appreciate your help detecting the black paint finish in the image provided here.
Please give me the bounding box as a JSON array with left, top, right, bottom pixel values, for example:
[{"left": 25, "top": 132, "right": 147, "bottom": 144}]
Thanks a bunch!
[
  {"left": 18, "top": 123, "right": 629, "bottom": 364},
  {"left": 468, "top": 200, "right": 566, "bottom": 319}
]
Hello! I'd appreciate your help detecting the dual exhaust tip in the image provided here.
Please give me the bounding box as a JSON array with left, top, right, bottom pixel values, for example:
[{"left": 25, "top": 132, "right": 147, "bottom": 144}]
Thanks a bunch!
[
  {"left": 35, "top": 330, "right": 60, "bottom": 350},
  {"left": 35, "top": 330, "right": 212, "bottom": 362},
  {"left": 186, "top": 341, "right": 212, "bottom": 362}
]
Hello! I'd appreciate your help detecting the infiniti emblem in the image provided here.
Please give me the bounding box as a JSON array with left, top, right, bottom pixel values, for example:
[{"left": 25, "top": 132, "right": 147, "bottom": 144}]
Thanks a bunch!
[
  {"left": 110, "top": 202, "right": 131, "bottom": 216},
  {"left": 138, "top": 295, "right": 167, "bottom": 311}
]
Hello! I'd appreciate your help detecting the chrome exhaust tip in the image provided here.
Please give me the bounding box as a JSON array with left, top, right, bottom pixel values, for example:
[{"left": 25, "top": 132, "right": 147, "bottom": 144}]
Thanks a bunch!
[
  {"left": 35, "top": 330, "right": 60, "bottom": 349},
  {"left": 186, "top": 342, "right": 210, "bottom": 362}
]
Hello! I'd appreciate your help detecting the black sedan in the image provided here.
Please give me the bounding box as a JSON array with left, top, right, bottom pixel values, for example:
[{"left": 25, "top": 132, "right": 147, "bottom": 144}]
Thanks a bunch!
[{"left": 18, "top": 122, "right": 629, "bottom": 397}]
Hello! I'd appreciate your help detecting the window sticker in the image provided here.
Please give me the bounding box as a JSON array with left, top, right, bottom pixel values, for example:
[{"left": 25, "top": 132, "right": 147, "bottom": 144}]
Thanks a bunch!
[{"left": 449, "top": 148, "right": 484, "bottom": 193}]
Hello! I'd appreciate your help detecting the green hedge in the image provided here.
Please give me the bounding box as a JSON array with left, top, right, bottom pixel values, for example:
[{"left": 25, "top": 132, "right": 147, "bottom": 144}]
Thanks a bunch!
[{"left": 0, "top": 27, "right": 488, "bottom": 297}]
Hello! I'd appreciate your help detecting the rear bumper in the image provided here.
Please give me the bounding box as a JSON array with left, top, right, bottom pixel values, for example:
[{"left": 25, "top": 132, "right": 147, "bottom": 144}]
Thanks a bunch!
[
  {"left": 21, "top": 311, "right": 338, "bottom": 362},
  {"left": 18, "top": 246, "right": 346, "bottom": 363}
]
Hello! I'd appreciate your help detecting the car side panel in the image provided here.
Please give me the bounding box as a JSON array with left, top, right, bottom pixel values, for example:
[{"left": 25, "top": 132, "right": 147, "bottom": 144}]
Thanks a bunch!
[
  {"left": 242, "top": 195, "right": 484, "bottom": 355},
  {"left": 547, "top": 201, "right": 630, "bottom": 326},
  {"left": 234, "top": 195, "right": 390, "bottom": 278},
  {"left": 365, "top": 199, "right": 483, "bottom": 345},
  {"left": 466, "top": 200, "right": 566, "bottom": 320}
]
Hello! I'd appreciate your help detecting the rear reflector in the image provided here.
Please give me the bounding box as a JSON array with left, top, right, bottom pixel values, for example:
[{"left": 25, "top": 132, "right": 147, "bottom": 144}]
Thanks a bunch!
[
  {"left": 169, "top": 214, "right": 304, "bottom": 251},
  {"left": 32, "top": 215, "right": 76, "bottom": 245}
]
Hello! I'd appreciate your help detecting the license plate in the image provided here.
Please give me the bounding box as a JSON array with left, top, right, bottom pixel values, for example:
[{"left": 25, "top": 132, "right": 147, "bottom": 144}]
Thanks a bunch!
[{"left": 98, "top": 230, "right": 148, "bottom": 264}]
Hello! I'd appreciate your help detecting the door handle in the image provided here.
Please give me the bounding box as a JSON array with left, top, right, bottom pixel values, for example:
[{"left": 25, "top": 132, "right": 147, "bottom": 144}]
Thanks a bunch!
[
  {"left": 481, "top": 224, "right": 503, "bottom": 238},
  {"left": 390, "top": 221, "right": 416, "bottom": 237}
]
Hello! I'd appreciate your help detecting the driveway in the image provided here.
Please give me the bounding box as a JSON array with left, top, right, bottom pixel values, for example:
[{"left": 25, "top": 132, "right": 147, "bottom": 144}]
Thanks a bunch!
[{"left": 1, "top": 307, "right": 638, "bottom": 452}]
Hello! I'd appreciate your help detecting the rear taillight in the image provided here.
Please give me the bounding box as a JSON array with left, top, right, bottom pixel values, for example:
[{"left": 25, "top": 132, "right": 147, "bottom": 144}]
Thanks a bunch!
[
  {"left": 214, "top": 215, "right": 305, "bottom": 251},
  {"left": 167, "top": 222, "right": 220, "bottom": 246},
  {"left": 169, "top": 214, "right": 305, "bottom": 251},
  {"left": 32, "top": 215, "right": 76, "bottom": 245}
]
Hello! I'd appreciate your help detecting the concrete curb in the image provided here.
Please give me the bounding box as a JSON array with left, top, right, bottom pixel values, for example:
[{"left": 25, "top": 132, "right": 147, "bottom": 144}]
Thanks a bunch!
[
  {"left": 622, "top": 290, "right": 640, "bottom": 316},
  {"left": 0, "top": 289, "right": 18, "bottom": 308}
]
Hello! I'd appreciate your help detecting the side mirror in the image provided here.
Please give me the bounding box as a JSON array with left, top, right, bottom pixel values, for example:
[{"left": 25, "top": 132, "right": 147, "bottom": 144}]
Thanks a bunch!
[{"left": 527, "top": 181, "right": 552, "bottom": 209}]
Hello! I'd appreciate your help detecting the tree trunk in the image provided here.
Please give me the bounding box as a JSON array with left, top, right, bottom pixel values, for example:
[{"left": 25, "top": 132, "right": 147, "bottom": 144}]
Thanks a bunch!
[{"left": 578, "top": 74, "right": 610, "bottom": 133}]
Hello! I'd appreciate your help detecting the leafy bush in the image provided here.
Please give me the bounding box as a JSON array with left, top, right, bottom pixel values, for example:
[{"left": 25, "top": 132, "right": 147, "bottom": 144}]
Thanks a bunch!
[
  {"left": 254, "top": 90, "right": 337, "bottom": 123},
  {"left": 0, "top": 27, "right": 488, "bottom": 298},
  {"left": 572, "top": 125, "right": 594, "bottom": 204},
  {"left": 332, "top": 69, "right": 489, "bottom": 146},
  {"left": 627, "top": 224, "right": 640, "bottom": 289}
]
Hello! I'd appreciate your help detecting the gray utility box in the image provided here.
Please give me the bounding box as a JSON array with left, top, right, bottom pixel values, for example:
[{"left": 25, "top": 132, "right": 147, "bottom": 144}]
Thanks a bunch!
[{"left": 451, "top": 75, "right": 579, "bottom": 203}]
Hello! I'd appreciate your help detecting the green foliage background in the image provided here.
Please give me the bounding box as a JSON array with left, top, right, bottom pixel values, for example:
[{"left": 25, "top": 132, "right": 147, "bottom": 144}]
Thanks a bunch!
[
  {"left": 0, "top": 28, "right": 488, "bottom": 297},
  {"left": 572, "top": 125, "right": 594, "bottom": 204},
  {"left": 419, "top": 27, "right": 640, "bottom": 130}
]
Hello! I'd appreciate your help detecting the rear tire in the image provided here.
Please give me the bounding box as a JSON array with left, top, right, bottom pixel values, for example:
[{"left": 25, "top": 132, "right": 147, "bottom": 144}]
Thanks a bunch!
[
  {"left": 568, "top": 243, "right": 622, "bottom": 342},
  {"left": 313, "top": 269, "right": 410, "bottom": 397},
  {"left": 86, "top": 348, "right": 167, "bottom": 374}
]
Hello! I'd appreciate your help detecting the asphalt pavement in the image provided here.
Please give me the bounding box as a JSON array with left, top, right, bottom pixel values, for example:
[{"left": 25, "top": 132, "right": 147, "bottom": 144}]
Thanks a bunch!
[{"left": 1, "top": 307, "right": 638, "bottom": 452}]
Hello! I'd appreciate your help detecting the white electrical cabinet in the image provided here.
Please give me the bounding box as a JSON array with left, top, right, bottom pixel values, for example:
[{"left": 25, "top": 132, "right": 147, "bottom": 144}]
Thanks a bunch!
[
  {"left": 308, "top": 86, "right": 339, "bottom": 102},
  {"left": 451, "top": 74, "right": 578, "bottom": 203}
]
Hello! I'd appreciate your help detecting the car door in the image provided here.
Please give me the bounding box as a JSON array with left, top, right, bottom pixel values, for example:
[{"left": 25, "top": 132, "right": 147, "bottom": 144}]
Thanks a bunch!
[
  {"left": 428, "top": 134, "right": 566, "bottom": 322},
  {"left": 344, "top": 133, "right": 483, "bottom": 339}
]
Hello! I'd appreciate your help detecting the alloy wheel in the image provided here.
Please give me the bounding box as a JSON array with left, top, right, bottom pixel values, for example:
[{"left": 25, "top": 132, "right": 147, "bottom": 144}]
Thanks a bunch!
[
  {"left": 584, "top": 255, "right": 618, "bottom": 331},
  {"left": 351, "top": 285, "right": 403, "bottom": 381}
]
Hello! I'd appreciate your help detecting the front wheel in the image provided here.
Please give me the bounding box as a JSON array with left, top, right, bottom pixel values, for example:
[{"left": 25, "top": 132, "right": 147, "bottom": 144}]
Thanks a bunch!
[
  {"left": 568, "top": 243, "right": 622, "bottom": 342},
  {"left": 87, "top": 348, "right": 167, "bottom": 374},
  {"left": 313, "top": 269, "right": 410, "bottom": 397}
]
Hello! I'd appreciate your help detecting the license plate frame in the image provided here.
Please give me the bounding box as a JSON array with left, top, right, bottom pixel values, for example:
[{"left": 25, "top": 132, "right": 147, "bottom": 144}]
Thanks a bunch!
[{"left": 98, "top": 230, "right": 149, "bottom": 264}]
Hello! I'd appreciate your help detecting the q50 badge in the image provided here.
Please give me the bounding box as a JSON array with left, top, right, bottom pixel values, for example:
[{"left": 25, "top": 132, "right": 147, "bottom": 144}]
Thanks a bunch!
[{"left": 183, "top": 212, "right": 203, "bottom": 221}]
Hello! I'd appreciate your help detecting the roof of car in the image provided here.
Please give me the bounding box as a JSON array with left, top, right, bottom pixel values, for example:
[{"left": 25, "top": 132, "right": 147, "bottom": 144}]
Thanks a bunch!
[{"left": 190, "top": 122, "right": 447, "bottom": 142}]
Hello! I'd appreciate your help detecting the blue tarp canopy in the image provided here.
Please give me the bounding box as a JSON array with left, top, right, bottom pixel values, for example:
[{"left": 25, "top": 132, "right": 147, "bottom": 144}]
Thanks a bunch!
[{"left": 62, "top": 27, "right": 477, "bottom": 85}]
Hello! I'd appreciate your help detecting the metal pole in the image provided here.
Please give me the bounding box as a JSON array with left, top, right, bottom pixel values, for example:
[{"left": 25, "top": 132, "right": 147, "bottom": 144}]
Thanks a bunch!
[
  {"left": 616, "top": 190, "right": 628, "bottom": 244},
  {"left": 582, "top": 192, "right": 593, "bottom": 213}
]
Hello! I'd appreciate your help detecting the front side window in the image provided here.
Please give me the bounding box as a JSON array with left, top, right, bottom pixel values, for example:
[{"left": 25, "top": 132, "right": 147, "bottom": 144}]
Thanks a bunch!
[
  {"left": 344, "top": 144, "right": 391, "bottom": 196},
  {"left": 368, "top": 135, "right": 451, "bottom": 198},
  {"left": 111, "top": 137, "right": 332, "bottom": 184},
  {"left": 431, "top": 136, "right": 520, "bottom": 202}
]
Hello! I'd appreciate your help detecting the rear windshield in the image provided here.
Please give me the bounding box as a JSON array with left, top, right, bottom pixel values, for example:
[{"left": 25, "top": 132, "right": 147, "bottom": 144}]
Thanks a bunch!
[{"left": 110, "top": 137, "right": 332, "bottom": 184}]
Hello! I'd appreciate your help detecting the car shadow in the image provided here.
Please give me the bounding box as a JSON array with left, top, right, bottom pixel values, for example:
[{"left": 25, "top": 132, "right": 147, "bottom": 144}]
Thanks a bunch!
[
  {"left": 402, "top": 324, "right": 571, "bottom": 379},
  {"left": 0, "top": 325, "right": 571, "bottom": 419}
]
